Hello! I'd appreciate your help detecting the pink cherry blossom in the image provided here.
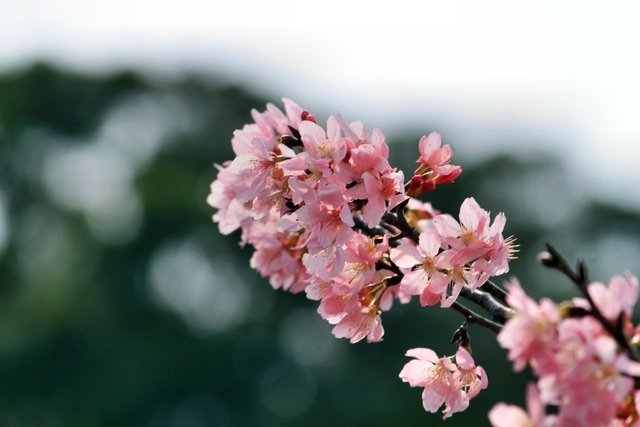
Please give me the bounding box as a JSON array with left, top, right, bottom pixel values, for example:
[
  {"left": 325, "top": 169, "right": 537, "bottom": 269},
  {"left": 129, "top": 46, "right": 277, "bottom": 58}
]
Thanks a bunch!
[
  {"left": 346, "top": 126, "right": 392, "bottom": 175},
  {"left": 390, "top": 234, "right": 449, "bottom": 306},
  {"left": 400, "top": 346, "right": 488, "bottom": 419},
  {"left": 489, "top": 383, "right": 557, "bottom": 427},
  {"left": 248, "top": 224, "right": 309, "bottom": 293},
  {"left": 331, "top": 302, "right": 384, "bottom": 344},
  {"left": 454, "top": 347, "right": 488, "bottom": 401},
  {"left": 207, "top": 163, "right": 253, "bottom": 235},
  {"left": 323, "top": 275, "right": 392, "bottom": 343},
  {"left": 588, "top": 272, "right": 639, "bottom": 322},
  {"left": 358, "top": 170, "right": 406, "bottom": 227},
  {"left": 208, "top": 98, "right": 640, "bottom": 427},
  {"left": 335, "top": 234, "right": 389, "bottom": 292},
  {"left": 497, "top": 278, "right": 560, "bottom": 372},
  {"left": 537, "top": 316, "right": 640, "bottom": 427},
  {"left": 406, "top": 131, "right": 462, "bottom": 196},
  {"left": 417, "top": 132, "right": 454, "bottom": 173},
  {"left": 404, "top": 198, "right": 440, "bottom": 231},
  {"left": 433, "top": 197, "right": 491, "bottom": 259},
  {"left": 399, "top": 347, "right": 459, "bottom": 415}
]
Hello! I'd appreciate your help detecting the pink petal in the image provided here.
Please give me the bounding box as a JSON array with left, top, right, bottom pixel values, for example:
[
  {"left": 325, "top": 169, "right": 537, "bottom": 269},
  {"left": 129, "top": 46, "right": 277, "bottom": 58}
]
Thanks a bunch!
[
  {"left": 400, "top": 269, "right": 429, "bottom": 296},
  {"left": 459, "top": 197, "right": 485, "bottom": 230},
  {"left": 419, "top": 232, "right": 441, "bottom": 256},
  {"left": 488, "top": 403, "right": 530, "bottom": 427},
  {"left": 390, "top": 239, "right": 424, "bottom": 269},
  {"left": 418, "top": 132, "right": 442, "bottom": 158},
  {"left": 525, "top": 383, "right": 544, "bottom": 425},
  {"left": 422, "top": 387, "right": 447, "bottom": 413},
  {"left": 433, "top": 214, "right": 461, "bottom": 239},
  {"left": 455, "top": 347, "right": 475, "bottom": 370},
  {"left": 405, "top": 347, "right": 439, "bottom": 362}
]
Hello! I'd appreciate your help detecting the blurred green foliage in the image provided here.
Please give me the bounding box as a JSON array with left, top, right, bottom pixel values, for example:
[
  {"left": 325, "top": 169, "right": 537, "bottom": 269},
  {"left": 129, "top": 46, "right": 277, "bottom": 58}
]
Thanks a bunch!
[{"left": 1, "top": 63, "right": 640, "bottom": 426}]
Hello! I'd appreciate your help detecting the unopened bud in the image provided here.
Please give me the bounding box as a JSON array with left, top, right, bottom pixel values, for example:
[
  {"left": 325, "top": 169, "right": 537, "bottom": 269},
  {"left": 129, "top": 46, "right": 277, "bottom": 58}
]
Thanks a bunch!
[
  {"left": 301, "top": 110, "right": 316, "bottom": 123},
  {"left": 406, "top": 175, "right": 424, "bottom": 197},
  {"left": 537, "top": 251, "right": 557, "bottom": 268}
]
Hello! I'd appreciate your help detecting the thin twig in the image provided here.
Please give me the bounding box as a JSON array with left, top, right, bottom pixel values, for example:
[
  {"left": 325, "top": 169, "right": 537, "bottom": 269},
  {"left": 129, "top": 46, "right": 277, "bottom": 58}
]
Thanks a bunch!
[
  {"left": 483, "top": 279, "right": 508, "bottom": 304},
  {"left": 541, "top": 243, "right": 639, "bottom": 361},
  {"left": 382, "top": 200, "right": 419, "bottom": 244},
  {"left": 451, "top": 302, "right": 502, "bottom": 334},
  {"left": 459, "top": 287, "right": 511, "bottom": 324},
  {"left": 352, "top": 215, "right": 386, "bottom": 237}
]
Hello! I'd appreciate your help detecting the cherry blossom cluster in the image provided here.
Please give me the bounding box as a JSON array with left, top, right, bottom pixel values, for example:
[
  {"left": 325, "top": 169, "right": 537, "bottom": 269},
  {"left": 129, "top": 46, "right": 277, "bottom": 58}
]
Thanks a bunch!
[
  {"left": 491, "top": 273, "right": 640, "bottom": 426},
  {"left": 208, "top": 99, "right": 640, "bottom": 426},
  {"left": 208, "top": 98, "right": 511, "bottom": 345},
  {"left": 390, "top": 197, "right": 512, "bottom": 308},
  {"left": 400, "top": 346, "right": 488, "bottom": 418}
]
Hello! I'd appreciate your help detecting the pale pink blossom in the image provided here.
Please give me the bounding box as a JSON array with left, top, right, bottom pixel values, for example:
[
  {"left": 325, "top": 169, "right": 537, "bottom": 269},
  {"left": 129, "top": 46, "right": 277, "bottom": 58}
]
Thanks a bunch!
[
  {"left": 390, "top": 234, "right": 449, "bottom": 306},
  {"left": 331, "top": 303, "right": 384, "bottom": 344},
  {"left": 400, "top": 347, "right": 488, "bottom": 419},
  {"left": 536, "top": 317, "right": 640, "bottom": 426},
  {"left": 433, "top": 197, "right": 491, "bottom": 260},
  {"left": 399, "top": 348, "right": 458, "bottom": 415},
  {"left": 437, "top": 249, "right": 481, "bottom": 307},
  {"left": 417, "top": 132, "right": 454, "bottom": 174},
  {"left": 249, "top": 98, "right": 304, "bottom": 138},
  {"left": 291, "top": 181, "right": 354, "bottom": 234},
  {"left": 207, "top": 163, "right": 253, "bottom": 235},
  {"left": 588, "top": 273, "right": 639, "bottom": 322},
  {"left": 405, "top": 198, "right": 440, "bottom": 231},
  {"left": 489, "top": 384, "right": 557, "bottom": 427},
  {"left": 248, "top": 225, "right": 308, "bottom": 293},
  {"left": 347, "top": 126, "right": 392, "bottom": 175},
  {"left": 407, "top": 131, "right": 462, "bottom": 196},
  {"left": 497, "top": 279, "right": 560, "bottom": 372},
  {"left": 326, "top": 277, "right": 391, "bottom": 343},
  {"left": 297, "top": 116, "right": 347, "bottom": 176},
  {"left": 334, "top": 234, "right": 388, "bottom": 292},
  {"left": 357, "top": 170, "right": 406, "bottom": 227},
  {"left": 454, "top": 347, "right": 488, "bottom": 401}
]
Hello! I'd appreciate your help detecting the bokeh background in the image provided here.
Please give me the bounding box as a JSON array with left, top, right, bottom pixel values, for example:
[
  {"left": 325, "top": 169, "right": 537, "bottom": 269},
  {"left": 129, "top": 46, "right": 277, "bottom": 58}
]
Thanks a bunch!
[{"left": 1, "top": 2, "right": 640, "bottom": 426}]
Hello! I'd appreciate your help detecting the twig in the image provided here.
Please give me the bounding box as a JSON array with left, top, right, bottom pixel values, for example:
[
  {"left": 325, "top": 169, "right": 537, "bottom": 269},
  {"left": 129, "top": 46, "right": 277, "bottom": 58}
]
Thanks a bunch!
[
  {"left": 451, "top": 302, "right": 502, "bottom": 334},
  {"left": 541, "top": 243, "right": 639, "bottom": 361},
  {"left": 382, "top": 200, "right": 419, "bottom": 244},
  {"left": 352, "top": 215, "right": 387, "bottom": 238},
  {"left": 459, "top": 287, "right": 511, "bottom": 324},
  {"left": 483, "top": 279, "right": 508, "bottom": 304}
]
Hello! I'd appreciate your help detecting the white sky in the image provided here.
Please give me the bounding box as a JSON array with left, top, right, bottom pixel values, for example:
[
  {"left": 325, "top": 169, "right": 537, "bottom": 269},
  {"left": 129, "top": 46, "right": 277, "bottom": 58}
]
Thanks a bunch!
[{"left": 2, "top": 0, "right": 640, "bottom": 206}]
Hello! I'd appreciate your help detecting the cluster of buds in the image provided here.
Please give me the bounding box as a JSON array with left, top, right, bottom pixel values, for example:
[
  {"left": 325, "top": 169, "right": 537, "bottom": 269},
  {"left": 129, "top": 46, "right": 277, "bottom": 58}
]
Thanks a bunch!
[{"left": 209, "top": 99, "right": 640, "bottom": 426}]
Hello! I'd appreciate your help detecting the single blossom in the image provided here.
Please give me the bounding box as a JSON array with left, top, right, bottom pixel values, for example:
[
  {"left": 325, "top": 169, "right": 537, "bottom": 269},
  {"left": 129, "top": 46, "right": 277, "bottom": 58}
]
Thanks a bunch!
[
  {"left": 489, "top": 383, "right": 557, "bottom": 427},
  {"left": 588, "top": 272, "right": 639, "bottom": 322},
  {"left": 390, "top": 233, "right": 449, "bottom": 306},
  {"left": 497, "top": 278, "right": 560, "bottom": 372},
  {"left": 400, "top": 347, "right": 488, "bottom": 419}
]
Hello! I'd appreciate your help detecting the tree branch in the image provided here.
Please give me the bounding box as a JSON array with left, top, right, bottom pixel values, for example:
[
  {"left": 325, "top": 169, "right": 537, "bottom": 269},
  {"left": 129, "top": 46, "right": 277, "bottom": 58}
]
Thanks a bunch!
[
  {"left": 541, "top": 243, "right": 639, "bottom": 361},
  {"left": 459, "top": 287, "right": 511, "bottom": 324},
  {"left": 451, "top": 302, "right": 502, "bottom": 334}
]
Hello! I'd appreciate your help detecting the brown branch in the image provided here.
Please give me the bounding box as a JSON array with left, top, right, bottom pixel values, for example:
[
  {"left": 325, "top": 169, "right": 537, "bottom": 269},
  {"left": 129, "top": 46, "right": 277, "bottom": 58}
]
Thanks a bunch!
[
  {"left": 382, "top": 200, "right": 419, "bottom": 244},
  {"left": 541, "top": 243, "right": 639, "bottom": 361},
  {"left": 451, "top": 302, "right": 502, "bottom": 334},
  {"left": 483, "top": 279, "right": 508, "bottom": 304},
  {"left": 459, "top": 287, "right": 510, "bottom": 324}
]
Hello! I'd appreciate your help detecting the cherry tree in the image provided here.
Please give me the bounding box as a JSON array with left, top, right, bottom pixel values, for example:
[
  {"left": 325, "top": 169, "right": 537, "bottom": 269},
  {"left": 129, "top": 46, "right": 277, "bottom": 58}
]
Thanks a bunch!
[{"left": 208, "top": 99, "right": 640, "bottom": 426}]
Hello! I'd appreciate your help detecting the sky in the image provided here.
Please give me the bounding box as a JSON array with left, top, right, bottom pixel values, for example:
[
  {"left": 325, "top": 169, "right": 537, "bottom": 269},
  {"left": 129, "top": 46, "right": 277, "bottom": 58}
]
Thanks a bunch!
[{"left": 2, "top": 0, "right": 640, "bottom": 207}]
